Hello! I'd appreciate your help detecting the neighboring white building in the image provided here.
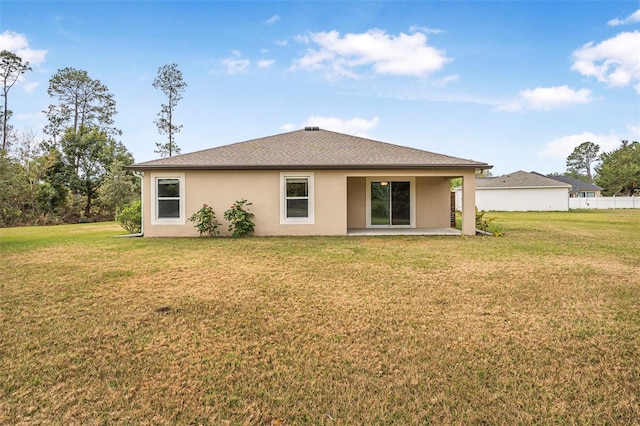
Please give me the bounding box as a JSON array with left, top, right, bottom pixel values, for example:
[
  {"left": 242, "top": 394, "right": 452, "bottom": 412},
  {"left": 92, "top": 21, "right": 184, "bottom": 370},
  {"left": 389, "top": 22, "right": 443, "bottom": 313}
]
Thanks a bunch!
[{"left": 455, "top": 170, "right": 571, "bottom": 211}]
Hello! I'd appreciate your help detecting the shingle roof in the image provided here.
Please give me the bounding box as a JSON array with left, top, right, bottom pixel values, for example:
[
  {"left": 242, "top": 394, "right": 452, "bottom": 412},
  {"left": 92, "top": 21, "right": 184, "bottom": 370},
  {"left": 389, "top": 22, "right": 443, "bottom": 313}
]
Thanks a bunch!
[
  {"left": 130, "top": 128, "right": 491, "bottom": 171},
  {"left": 477, "top": 170, "right": 571, "bottom": 189},
  {"left": 531, "top": 172, "right": 603, "bottom": 192}
]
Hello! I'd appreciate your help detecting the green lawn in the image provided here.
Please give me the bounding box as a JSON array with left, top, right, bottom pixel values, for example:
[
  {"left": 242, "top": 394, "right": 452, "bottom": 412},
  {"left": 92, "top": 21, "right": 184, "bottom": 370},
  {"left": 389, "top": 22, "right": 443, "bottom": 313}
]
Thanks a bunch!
[{"left": 1, "top": 211, "right": 639, "bottom": 424}]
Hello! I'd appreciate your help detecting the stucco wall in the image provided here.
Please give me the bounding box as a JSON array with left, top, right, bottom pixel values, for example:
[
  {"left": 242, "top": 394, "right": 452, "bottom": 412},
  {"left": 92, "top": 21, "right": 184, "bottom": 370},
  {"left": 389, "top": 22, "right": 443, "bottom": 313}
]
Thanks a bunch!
[
  {"left": 415, "top": 177, "right": 452, "bottom": 228},
  {"left": 142, "top": 168, "right": 476, "bottom": 236},
  {"left": 143, "top": 169, "right": 348, "bottom": 237},
  {"left": 456, "top": 187, "right": 570, "bottom": 211},
  {"left": 347, "top": 177, "right": 366, "bottom": 228}
]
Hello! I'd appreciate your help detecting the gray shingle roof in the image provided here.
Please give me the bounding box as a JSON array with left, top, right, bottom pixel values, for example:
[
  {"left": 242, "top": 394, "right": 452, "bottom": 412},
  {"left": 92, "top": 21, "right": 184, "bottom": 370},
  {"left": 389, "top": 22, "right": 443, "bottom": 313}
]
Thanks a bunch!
[
  {"left": 532, "top": 172, "right": 603, "bottom": 192},
  {"left": 477, "top": 171, "right": 571, "bottom": 188},
  {"left": 130, "top": 128, "right": 491, "bottom": 171}
]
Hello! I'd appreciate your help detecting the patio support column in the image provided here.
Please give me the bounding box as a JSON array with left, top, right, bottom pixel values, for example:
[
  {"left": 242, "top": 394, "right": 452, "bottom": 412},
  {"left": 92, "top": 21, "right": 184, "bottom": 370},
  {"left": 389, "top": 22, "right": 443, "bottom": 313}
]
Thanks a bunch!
[{"left": 461, "top": 172, "right": 476, "bottom": 236}]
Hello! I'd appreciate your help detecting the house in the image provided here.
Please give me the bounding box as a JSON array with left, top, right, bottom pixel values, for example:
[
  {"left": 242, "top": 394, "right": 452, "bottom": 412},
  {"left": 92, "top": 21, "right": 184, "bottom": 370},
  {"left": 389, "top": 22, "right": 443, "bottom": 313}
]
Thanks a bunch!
[
  {"left": 455, "top": 170, "right": 571, "bottom": 211},
  {"left": 532, "top": 173, "right": 603, "bottom": 197},
  {"left": 129, "top": 128, "right": 491, "bottom": 237}
]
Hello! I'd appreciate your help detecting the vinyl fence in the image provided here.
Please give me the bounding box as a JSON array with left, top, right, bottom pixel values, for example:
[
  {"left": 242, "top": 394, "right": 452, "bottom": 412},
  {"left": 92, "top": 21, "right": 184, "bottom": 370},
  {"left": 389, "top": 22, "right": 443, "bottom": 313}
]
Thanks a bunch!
[{"left": 569, "top": 196, "right": 640, "bottom": 209}]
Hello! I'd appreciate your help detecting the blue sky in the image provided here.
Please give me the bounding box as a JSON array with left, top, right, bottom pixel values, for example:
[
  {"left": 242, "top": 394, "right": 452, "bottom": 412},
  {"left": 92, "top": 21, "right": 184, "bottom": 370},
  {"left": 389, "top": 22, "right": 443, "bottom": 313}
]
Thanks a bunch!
[{"left": 2, "top": 1, "right": 639, "bottom": 175}]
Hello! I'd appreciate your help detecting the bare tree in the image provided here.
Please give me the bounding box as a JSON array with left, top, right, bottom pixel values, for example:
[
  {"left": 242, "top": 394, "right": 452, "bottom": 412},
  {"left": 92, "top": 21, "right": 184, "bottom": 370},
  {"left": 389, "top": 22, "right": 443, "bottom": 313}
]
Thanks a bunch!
[
  {"left": 1, "top": 50, "right": 32, "bottom": 151},
  {"left": 153, "top": 64, "right": 187, "bottom": 157}
]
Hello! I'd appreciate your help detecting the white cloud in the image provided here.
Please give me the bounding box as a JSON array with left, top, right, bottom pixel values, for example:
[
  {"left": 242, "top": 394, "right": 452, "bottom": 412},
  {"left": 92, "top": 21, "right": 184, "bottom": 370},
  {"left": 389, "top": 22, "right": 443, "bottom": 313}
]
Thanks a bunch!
[
  {"left": 495, "top": 100, "right": 522, "bottom": 112},
  {"left": 221, "top": 58, "right": 249, "bottom": 74},
  {"left": 608, "top": 9, "right": 640, "bottom": 26},
  {"left": 292, "top": 29, "right": 451, "bottom": 78},
  {"left": 280, "top": 123, "right": 296, "bottom": 132},
  {"left": 221, "top": 51, "right": 249, "bottom": 74},
  {"left": 538, "top": 131, "right": 621, "bottom": 159},
  {"left": 628, "top": 124, "right": 640, "bottom": 137},
  {"left": 265, "top": 15, "right": 280, "bottom": 25},
  {"left": 294, "top": 34, "right": 310, "bottom": 45},
  {"left": 301, "top": 116, "right": 379, "bottom": 137},
  {"left": 432, "top": 74, "right": 459, "bottom": 87},
  {"left": 497, "top": 85, "right": 593, "bottom": 112},
  {"left": 520, "top": 86, "right": 593, "bottom": 110},
  {"left": 571, "top": 31, "right": 640, "bottom": 93},
  {"left": 274, "top": 40, "right": 288, "bottom": 47},
  {"left": 409, "top": 25, "right": 444, "bottom": 35},
  {"left": 22, "top": 82, "right": 39, "bottom": 93},
  {"left": 257, "top": 59, "right": 275, "bottom": 69},
  {"left": 0, "top": 30, "right": 47, "bottom": 66}
]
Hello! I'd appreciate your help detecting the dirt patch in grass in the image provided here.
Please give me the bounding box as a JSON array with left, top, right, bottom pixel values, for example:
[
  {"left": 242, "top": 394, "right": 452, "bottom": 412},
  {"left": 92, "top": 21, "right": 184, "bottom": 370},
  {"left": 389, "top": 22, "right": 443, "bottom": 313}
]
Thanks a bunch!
[{"left": 1, "top": 211, "right": 639, "bottom": 424}]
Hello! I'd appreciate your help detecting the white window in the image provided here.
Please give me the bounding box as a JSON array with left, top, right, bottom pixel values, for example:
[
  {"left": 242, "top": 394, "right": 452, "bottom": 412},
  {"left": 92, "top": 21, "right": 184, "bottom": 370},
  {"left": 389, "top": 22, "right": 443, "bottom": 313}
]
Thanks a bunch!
[
  {"left": 280, "top": 173, "right": 314, "bottom": 224},
  {"left": 151, "top": 173, "right": 185, "bottom": 225}
]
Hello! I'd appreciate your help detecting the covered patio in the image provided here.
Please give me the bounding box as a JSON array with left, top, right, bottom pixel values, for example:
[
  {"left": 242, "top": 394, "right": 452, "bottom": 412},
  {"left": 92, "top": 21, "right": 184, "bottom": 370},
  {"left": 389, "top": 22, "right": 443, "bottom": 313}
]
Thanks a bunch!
[{"left": 346, "top": 173, "right": 476, "bottom": 236}]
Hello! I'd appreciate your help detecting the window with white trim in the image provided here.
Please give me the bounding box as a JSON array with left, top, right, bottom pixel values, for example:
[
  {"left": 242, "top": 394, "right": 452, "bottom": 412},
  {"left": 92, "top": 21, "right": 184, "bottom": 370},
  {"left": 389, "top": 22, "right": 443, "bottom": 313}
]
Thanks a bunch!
[
  {"left": 151, "top": 173, "right": 185, "bottom": 225},
  {"left": 280, "top": 173, "right": 314, "bottom": 224}
]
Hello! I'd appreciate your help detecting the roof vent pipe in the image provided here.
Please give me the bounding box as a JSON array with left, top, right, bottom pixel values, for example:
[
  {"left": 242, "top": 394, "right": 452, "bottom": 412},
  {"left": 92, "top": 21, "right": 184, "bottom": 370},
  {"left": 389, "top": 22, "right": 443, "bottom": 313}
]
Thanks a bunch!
[{"left": 304, "top": 126, "right": 320, "bottom": 131}]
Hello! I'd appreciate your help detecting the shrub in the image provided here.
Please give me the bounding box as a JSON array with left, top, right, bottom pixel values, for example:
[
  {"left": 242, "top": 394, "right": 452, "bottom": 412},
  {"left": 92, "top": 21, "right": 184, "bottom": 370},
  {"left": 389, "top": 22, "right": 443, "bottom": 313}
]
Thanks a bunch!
[
  {"left": 475, "top": 208, "right": 504, "bottom": 236},
  {"left": 224, "top": 199, "right": 255, "bottom": 237},
  {"left": 188, "top": 204, "right": 221, "bottom": 236},
  {"left": 117, "top": 200, "right": 142, "bottom": 234}
]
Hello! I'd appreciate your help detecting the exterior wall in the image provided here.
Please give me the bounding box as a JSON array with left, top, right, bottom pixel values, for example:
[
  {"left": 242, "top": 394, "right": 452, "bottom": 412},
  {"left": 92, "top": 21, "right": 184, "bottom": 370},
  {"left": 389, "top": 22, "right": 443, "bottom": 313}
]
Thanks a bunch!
[
  {"left": 460, "top": 172, "right": 477, "bottom": 235},
  {"left": 143, "top": 168, "right": 478, "bottom": 236},
  {"left": 474, "top": 187, "right": 569, "bottom": 211},
  {"left": 415, "top": 177, "right": 451, "bottom": 228},
  {"left": 347, "top": 177, "right": 366, "bottom": 228},
  {"left": 143, "top": 169, "right": 347, "bottom": 237}
]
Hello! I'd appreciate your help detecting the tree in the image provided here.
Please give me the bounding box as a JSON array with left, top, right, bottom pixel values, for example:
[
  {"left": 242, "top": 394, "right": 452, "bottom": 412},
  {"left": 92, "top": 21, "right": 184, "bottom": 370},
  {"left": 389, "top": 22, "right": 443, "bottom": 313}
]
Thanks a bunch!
[
  {"left": 13, "top": 129, "right": 46, "bottom": 220},
  {"left": 595, "top": 140, "right": 640, "bottom": 196},
  {"left": 45, "top": 67, "right": 119, "bottom": 139},
  {"left": 566, "top": 141, "right": 600, "bottom": 183},
  {"left": 0, "top": 109, "right": 18, "bottom": 151},
  {"left": 37, "top": 146, "right": 70, "bottom": 220},
  {"left": 98, "top": 159, "right": 139, "bottom": 218},
  {"left": 42, "top": 104, "right": 71, "bottom": 148},
  {"left": 59, "top": 126, "right": 133, "bottom": 217},
  {"left": 153, "top": 63, "right": 187, "bottom": 157},
  {"left": 0, "top": 152, "right": 30, "bottom": 226},
  {"left": 1, "top": 50, "right": 31, "bottom": 151}
]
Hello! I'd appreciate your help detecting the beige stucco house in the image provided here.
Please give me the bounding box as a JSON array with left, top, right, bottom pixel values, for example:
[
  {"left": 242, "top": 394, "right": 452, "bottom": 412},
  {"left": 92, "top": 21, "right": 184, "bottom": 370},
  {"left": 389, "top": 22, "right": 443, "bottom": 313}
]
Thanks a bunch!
[{"left": 130, "top": 128, "right": 491, "bottom": 237}]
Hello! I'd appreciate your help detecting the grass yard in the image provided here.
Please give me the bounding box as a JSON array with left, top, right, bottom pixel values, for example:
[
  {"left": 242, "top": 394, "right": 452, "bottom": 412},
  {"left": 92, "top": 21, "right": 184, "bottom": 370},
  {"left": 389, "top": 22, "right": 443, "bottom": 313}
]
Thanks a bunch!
[{"left": 1, "top": 210, "right": 639, "bottom": 424}]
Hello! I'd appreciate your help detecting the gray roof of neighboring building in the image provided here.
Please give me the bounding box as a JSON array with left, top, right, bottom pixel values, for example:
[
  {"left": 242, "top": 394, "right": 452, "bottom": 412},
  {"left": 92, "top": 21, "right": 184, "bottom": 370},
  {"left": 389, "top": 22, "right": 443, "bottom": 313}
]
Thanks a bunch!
[
  {"left": 477, "top": 170, "right": 571, "bottom": 189},
  {"left": 531, "top": 172, "right": 603, "bottom": 192},
  {"left": 130, "top": 128, "right": 491, "bottom": 171}
]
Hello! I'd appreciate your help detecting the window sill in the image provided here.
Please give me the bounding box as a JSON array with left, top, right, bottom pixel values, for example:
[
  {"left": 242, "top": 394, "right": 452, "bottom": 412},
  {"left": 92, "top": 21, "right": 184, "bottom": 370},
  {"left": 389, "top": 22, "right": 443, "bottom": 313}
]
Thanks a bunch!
[{"left": 281, "top": 218, "right": 314, "bottom": 225}]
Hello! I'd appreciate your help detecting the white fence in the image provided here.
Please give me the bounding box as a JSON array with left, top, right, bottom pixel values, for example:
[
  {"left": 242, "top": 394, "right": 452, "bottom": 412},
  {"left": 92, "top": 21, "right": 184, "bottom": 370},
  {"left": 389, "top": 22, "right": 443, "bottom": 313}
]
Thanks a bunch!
[{"left": 569, "top": 196, "right": 640, "bottom": 209}]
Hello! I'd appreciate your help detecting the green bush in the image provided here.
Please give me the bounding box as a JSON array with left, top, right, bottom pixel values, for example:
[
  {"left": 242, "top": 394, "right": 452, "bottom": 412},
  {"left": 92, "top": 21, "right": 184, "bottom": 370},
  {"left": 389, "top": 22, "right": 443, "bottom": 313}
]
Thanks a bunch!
[
  {"left": 117, "top": 200, "right": 142, "bottom": 234},
  {"left": 476, "top": 208, "right": 504, "bottom": 236},
  {"left": 224, "top": 199, "right": 255, "bottom": 237},
  {"left": 188, "top": 204, "right": 221, "bottom": 236}
]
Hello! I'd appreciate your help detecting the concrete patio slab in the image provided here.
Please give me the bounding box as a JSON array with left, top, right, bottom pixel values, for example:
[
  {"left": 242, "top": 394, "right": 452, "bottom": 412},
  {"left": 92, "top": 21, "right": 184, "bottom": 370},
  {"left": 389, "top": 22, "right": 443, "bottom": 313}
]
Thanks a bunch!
[{"left": 347, "top": 228, "right": 462, "bottom": 236}]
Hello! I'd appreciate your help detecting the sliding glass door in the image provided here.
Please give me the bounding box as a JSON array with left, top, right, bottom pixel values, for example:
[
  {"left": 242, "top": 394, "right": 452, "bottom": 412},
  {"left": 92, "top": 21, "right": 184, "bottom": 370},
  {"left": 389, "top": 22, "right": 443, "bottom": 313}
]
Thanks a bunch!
[{"left": 370, "top": 181, "right": 411, "bottom": 226}]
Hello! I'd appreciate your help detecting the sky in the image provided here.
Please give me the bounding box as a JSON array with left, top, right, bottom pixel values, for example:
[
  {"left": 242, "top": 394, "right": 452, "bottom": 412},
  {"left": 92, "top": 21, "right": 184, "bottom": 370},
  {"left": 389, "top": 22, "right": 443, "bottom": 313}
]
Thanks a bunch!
[{"left": 1, "top": 0, "right": 639, "bottom": 175}]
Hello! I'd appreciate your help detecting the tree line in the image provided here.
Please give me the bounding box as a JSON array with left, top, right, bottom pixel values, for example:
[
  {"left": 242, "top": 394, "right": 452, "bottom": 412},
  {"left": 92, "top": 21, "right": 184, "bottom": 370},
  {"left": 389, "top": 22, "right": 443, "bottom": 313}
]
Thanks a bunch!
[
  {"left": 1, "top": 50, "right": 186, "bottom": 227},
  {"left": 563, "top": 140, "right": 640, "bottom": 196}
]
